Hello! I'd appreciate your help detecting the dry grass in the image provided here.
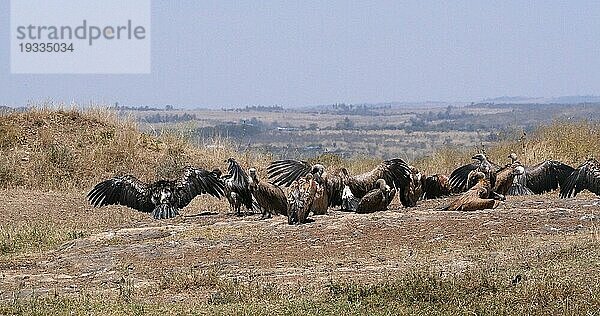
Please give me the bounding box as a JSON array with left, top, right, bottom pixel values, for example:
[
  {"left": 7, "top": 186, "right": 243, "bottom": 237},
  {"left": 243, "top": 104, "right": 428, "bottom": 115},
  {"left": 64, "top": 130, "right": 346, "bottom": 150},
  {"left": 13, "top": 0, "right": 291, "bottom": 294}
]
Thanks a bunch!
[
  {"left": 414, "top": 120, "right": 599, "bottom": 175},
  {"left": 0, "top": 107, "right": 270, "bottom": 192}
]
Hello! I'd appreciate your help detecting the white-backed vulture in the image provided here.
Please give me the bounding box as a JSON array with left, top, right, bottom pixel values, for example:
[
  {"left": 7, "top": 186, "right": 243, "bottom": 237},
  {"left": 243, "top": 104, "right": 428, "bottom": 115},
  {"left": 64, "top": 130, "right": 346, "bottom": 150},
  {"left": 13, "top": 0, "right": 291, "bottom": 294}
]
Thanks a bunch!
[
  {"left": 505, "top": 153, "right": 575, "bottom": 196},
  {"left": 493, "top": 164, "right": 524, "bottom": 196},
  {"left": 356, "top": 179, "right": 396, "bottom": 214},
  {"left": 88, "top": 167, "right": 224, "bottom": 219},
  {"left": 560, "top": 158, "right": 600, "bottom": 198},
  {"left": 449, "top": 153, "right": 500, "bottom": 193},
  {"left": 248, "top": 168, "right": 288, "bottom": 219},
  {"left": 422, "top": 174, "right": 451, "bottom": 199},
  {"left": 266, "top": 158, "right": 411, "bottom": 207},
  {"left": 442, "top": 172, "right": 501, "bottom": 212},
  {"left": 401, "top": 166, "right": 423, "bottom": 206},
  {"left": 286, "top": 174, "right": 318, "bottom": 224}
]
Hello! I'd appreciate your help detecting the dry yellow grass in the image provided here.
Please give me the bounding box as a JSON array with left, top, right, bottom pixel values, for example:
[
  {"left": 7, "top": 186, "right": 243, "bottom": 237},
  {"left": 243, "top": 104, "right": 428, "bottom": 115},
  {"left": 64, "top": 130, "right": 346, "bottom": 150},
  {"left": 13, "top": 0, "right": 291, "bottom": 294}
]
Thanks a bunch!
[
  {"left": 414, "top": 120, "right": 599, "bottom": 175},
  {"left": 0, "top": 107, "right": 271, "bottom": 191}
]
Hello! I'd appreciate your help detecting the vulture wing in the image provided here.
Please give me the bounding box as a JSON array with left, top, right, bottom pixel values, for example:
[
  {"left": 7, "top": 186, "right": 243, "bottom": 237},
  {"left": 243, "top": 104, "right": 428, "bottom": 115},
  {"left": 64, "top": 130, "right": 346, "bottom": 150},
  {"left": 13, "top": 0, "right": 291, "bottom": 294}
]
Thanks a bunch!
[
  {"left": 450, "top": 159, "right": 500, "bottom": 193},
  {"left": 560, "top": 159, "right": 600, "bottom": 198},
  {"left": 87, "top": 175, "right": 154, "bottom": 213},
  {"left": 174, "top": 167, "right": 225, "bottom": 208},
  {"left": 267, "top": 159, "right": 313, "bottom": 187},
  {"left": 227, "top": 159, "right": 253, "bottom": 209},
  {"left": 493, "top": 165, "right": 515, "bottom": 195},
  {"left": 449, "top": 162, "right": 479, "bottom": 192},
  {"left": 324, "top": 173, "right": 344, "bottom": 207},
  {"left": 526, "top": 160, "right": 575, "bottom": 194},
  {"left": 349, "top": 159, "right": 411, "bottom": 197},
  {"left": 507, "top": 173, "right": 534, "bottom": 196}
]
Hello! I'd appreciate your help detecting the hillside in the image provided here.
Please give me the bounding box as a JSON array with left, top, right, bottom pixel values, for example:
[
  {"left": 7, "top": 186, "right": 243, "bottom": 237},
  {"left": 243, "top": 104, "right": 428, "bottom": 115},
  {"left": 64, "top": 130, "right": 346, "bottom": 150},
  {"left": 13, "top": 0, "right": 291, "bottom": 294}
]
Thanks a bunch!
[{"left": 0, "top": 108, "right": 268, "bottom": 191}]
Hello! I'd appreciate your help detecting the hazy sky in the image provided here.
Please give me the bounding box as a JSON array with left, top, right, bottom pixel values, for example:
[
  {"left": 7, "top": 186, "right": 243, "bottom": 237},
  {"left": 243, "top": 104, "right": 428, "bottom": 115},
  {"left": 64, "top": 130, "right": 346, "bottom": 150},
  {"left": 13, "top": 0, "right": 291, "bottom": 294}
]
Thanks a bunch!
[{"left": 2, "top": 1, "right": 600, "bottom": 107}]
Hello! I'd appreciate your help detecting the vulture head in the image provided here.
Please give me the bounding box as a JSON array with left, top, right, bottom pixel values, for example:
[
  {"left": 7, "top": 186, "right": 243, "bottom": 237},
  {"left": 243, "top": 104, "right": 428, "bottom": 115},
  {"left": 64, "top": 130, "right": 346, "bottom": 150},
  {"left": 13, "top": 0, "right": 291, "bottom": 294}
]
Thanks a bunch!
[
  {"left": 471, "top": 171, "right": 486, "bottom": 182},
  {"left": 212, "top": 168, "right": 223, "bottom": 178},
  {"left": 376, "top": 179, "right": 388, "bottom": 191},
  {"left": 248, "top": 168, "right": 258, "bottom": 191},
  {"left": 311, "top": 164, "right": 325, "bottom": 177},
  {"left": 472, "top": 153, "right": 487, "bottom": 162},
  {"left": 248, "top": 167, "right": 258, "bottom": 182},
  {"left": 508, "top": 153, "right": 518, "bottom": 164},
  {"left": 150, "top": 180, "right": 175, "bottom": 205}
]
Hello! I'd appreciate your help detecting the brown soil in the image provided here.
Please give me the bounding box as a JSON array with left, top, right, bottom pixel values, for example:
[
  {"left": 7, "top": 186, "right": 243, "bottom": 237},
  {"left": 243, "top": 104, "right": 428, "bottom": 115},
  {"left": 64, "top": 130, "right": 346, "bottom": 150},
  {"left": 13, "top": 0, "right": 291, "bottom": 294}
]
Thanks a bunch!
[{"left": 1, "top": 188, "right": 599, "bottom": 303}]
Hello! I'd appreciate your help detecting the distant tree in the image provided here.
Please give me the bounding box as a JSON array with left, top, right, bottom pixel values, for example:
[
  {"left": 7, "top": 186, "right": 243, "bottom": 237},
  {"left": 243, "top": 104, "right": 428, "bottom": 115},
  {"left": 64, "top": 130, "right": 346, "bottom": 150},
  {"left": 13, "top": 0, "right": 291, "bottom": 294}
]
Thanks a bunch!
[{"left": 336, "top": 117, "right": 355, "bottom": 130}]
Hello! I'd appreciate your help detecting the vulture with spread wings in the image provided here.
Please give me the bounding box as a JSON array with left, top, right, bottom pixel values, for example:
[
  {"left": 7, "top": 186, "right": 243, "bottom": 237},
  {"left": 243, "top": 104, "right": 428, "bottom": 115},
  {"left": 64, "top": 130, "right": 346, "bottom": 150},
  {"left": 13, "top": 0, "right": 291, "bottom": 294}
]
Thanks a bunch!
[
  {"left": 560, "top": 158, "right": 600, "bottom": 198},
  {"left": 449, "top": 153, "right": 500, "bottom": 193},
  {"left": 267, "top": 158, "right": 412, "bottom": 207},
  {"left": 215, "top": 157, "right": 254, "bottom": 216},
  {"left": 506, "top": 154, "right": 575, "bottom": 196},
  {"left": 88, "top": 167, "right": 224, "bottom": 219}
]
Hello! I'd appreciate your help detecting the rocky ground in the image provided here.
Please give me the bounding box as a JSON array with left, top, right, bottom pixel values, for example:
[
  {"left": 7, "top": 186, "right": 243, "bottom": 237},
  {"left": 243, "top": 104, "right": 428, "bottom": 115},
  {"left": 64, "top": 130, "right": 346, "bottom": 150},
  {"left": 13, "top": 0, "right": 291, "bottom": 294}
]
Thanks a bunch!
[{"left": 1, "top": 189, "right": 599, "bottom": 308}]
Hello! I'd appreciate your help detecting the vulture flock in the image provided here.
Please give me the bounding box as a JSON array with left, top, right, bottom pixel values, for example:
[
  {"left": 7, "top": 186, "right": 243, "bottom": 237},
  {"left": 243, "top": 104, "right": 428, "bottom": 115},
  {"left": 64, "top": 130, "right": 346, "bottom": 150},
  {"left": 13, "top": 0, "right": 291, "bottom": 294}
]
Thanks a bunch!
[{"left": 88, "top": 154, "right": 600, "bottom": 223}]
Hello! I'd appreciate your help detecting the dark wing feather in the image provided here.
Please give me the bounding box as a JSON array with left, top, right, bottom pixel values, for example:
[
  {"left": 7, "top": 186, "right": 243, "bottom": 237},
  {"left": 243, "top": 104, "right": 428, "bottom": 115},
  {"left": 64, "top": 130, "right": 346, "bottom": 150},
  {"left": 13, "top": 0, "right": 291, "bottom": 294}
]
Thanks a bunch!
[
  {"left": 175, "top": 167, "right": 225, "bottom": 208},
  {"left": 350, "top": 159, "right": 411, "bottom": 196},
  {"left": 227, "top": 159, "right": 253, "bottom": 209},
  {"left": 266, "top": 159, "right": 312, "bottom": 187},
  {"left": 449, "top": 162, "right": 479, "bottom": 193},
  {"left": 526, "top": 160, "right": 575, "bottom": 194},
  {"left": 87, "top": 175, "right": 154, "bottom": 213},
  {"left": 423, "top": 174, "right": 450, "bottom": 199},
  {"left": 507, "top": 173, "right": 534, "bottom": 196},
  {"left": 325, "top": 173, "right": 344, "bottom": 207},
  {"left": 560, "top": 159, "right": 600, "bottom": 198}
]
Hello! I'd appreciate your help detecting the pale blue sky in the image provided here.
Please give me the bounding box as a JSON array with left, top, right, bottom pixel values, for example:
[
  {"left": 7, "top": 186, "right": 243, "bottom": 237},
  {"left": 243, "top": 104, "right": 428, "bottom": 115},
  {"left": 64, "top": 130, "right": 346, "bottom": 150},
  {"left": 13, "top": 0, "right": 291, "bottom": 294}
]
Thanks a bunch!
[{"left": 2, "top": 1, "right": 600, "bottom": 107}]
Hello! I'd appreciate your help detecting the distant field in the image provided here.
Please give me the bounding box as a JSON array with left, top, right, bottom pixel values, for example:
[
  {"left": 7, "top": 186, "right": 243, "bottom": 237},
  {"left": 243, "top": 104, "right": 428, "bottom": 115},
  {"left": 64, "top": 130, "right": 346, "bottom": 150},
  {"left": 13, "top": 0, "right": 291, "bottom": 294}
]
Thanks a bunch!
[{"left": 124, "top": 102, "right": 600, "bottom": 160}]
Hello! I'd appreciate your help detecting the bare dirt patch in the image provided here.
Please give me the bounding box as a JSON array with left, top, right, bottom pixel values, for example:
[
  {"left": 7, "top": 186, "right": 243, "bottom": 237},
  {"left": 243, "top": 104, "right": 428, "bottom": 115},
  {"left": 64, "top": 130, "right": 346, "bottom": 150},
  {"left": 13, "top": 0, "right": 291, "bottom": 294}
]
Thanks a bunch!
[{"left": 1, "top": 188, "right": 599, "bottom": 306}]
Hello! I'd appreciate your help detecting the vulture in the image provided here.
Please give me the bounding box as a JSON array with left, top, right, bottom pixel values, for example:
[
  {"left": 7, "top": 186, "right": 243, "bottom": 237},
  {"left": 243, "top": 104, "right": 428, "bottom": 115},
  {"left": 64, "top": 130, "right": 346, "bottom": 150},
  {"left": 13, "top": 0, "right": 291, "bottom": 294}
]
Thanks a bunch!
[
  {"left": 449, "top": 153, "right": 500, "bottom": 193},
  {"left": 87, "top": 167, "right": 224, "bottom": 219},
  {"left": 505, "top": 153, "right": 575, "bottom": 196},
  {"left": 341, "top": 184, "right": 359, "bottom": 212},
  {"left": 214, "top": 158, "right": 254, "bottom": 216},
  {"left": 560, "top": 159, "right": 600, "bottom": 198},
  {"left": 422, "top": 174, "right": 451, "bottom": 199},
  {"left": 355, "top": 179, "right": 397, "bottom": 214},
  {"left": 286, "top": 174, "right": 318, "bottom": 224},
  {"left": 248, "top": 168, "right": 288, "bottom": 219},
  {"left": 266, "top": 158, "right": 411, "bottom": 207},
  {"left": 442, "top": 172, "right": 501, "bottom": 212},
  {"left": 493, "top": 164, "right": 525, "bottom": 196},
  {"left": 400, "top": 166, "right": 424, "bottom": 206}
]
